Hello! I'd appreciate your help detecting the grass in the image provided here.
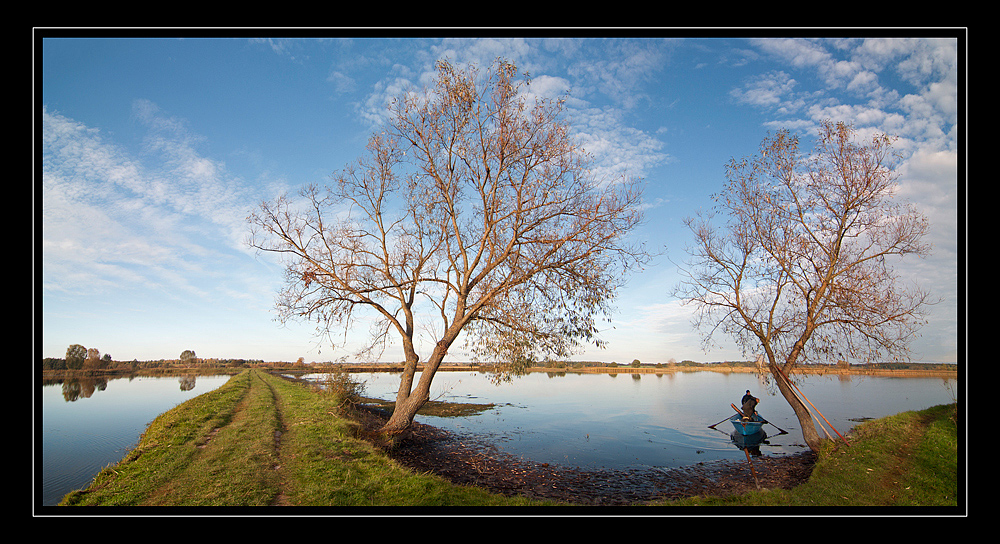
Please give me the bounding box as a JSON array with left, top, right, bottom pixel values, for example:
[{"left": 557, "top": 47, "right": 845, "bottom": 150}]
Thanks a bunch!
[
  {"left": 59, "top": 369, "right": 960, "bottom": 510},
  {"left": 60, "top": 370, "right": 279, "bottom": 506},
  {"left": 265, "top": 368, "right": 541, "bottom": 507},
  {"left": 59, "top": 369, "right": 544, "bottom": 508},
  {"left": 660, "top": 403, "right": 960, "bottom": 508}
]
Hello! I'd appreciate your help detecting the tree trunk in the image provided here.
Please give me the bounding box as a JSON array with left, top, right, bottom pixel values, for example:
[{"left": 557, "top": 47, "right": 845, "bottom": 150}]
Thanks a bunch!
[
  {"left": 378, "top": 339, "right": 452, "bottom": 445},
  {"left": 380, "top": 392, "right": 426, "bottom": 442},
  {"left": 769, "top": 364, "right": 824, "bottom": 452}
]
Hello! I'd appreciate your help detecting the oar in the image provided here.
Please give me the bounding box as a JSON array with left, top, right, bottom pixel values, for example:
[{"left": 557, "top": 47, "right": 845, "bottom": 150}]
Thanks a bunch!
[
  {"left": 733, "top": 402, "right": 788, "bottom": 435},
  {"left": 744, "top": 449, "right": 761, "bottom": 489},
  {"left": 773, "top": 363, "right": 849, "bottom": 445},
  {"left": 708, "top": 414, "right": 733, "bottom": 429},
  {"left": 758, "top": 416, "right": 789, "bottom": 435}
]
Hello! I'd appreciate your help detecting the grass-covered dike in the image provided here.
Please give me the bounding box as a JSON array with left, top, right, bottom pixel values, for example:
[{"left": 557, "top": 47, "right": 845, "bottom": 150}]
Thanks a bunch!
[{"left": 55, "top": 369, "right": 961, "bottom": 512}]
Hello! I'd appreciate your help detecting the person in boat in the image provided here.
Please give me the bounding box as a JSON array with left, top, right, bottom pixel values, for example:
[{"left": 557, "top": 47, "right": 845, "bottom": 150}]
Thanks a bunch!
[{"left": 741, "top": 391, "right": 759, "bottom": 420}]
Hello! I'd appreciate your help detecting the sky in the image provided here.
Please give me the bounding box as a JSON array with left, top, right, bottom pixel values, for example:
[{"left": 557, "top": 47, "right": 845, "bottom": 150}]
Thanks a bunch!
[{"left": 38, "top": 30, "right": 963, "bottom": 365}]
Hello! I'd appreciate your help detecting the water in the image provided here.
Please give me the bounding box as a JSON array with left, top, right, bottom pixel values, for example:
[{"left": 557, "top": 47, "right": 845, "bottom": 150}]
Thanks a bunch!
[
  {"left": 38, "top": 369, "right": 957, "bottom": 507},
  {"left": 38, "top": 373, "right": 232, "bottom": 507},
  {"left": 315, "top": 369, "right": 957, "bottom": 470}
]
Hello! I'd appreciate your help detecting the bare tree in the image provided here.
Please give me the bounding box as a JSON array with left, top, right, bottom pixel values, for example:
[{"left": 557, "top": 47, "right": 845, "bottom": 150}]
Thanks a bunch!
[
  {"left": 247, "top": 59, "right": 649, "bottom": 441},
  {"left": 674, "top": 120, "right": 933, "bottom": 451}
]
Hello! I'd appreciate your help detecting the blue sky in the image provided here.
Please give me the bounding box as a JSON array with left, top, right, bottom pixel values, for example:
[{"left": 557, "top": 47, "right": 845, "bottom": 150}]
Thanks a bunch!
[{"left": 38, "top": 32, "right": 962, "bottom": 365}]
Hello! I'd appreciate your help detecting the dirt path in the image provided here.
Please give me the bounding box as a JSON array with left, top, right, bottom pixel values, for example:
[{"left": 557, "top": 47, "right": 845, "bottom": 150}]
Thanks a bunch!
[{"left": 264, "top": 376, "right": 293, "bottom": 506}]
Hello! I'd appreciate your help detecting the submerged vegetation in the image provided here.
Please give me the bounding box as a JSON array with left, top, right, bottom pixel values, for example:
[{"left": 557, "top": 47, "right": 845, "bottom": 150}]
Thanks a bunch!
[{"left": 57, "top": 369, "right": 960, "bottom": 509}]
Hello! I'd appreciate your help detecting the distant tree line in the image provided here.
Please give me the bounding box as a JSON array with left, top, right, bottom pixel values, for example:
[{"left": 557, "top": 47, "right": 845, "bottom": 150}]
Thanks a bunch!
[
  {"left": 524, "top": 359, "right": 954, "bottom": 371},
  {"left": 42, "top": 345, "right": 954, "bottom": 373},
  {"left": 527, "top": 359, "right": 738, "bottom": 369},
  {"left": 41, "top": 344, "right": 272, "bottom": 372},
  {"left": 45, "top": 344, "right": 130, "bottom": 371}
]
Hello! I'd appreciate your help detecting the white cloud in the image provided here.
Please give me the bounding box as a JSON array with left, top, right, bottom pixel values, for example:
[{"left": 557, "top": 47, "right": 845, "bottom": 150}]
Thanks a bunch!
[
  {"left": 526, "top": 74, "right": 571, "bottom": 100},
  {"left": 712, "top": 37, "right": 959, "bottom": 363},
  {"left": 730, "top": 70, "right": 798, "bottom": 108},
  {"left": 567, "top": 105, "right": 669, "bottom": 183},
  {"left": 42, "top": 104, "right": 257, "bottom": 299},
  {"left": 757, "top": 38, "right": 831, "bottom": 69},
  {"left": 352, "top": 42, "right": 671, "bottom": 188}
]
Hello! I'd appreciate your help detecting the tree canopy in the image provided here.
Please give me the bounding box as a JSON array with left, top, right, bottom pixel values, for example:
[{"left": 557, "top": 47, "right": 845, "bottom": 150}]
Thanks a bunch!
[
  {"left": 675, "top": 120, "right": 932, "bottom": 450},
  {"left": 247, "top": 58, "right": 650, "bottom": 435}
]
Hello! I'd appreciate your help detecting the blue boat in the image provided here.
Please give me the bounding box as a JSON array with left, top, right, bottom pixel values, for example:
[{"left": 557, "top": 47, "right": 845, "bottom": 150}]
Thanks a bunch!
[
  {"left": 731, "top": 428, "right": 767, "bottom": 449},
  {"left": 730, "top": 413, "right": 765, "bottom": 436}
]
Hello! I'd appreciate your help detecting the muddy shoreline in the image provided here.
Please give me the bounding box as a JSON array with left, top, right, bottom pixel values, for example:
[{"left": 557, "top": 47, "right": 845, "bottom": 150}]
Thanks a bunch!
[{"left": 352, "top": 405, "right": 817, "bottom": 506}]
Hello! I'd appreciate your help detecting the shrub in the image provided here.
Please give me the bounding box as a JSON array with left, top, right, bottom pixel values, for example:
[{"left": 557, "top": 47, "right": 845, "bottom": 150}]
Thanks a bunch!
[{"left": 319, "top": 369, "right": 366, "bottom": 404}]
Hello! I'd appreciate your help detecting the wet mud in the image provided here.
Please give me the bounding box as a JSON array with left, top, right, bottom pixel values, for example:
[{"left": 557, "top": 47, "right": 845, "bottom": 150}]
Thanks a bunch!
[{"left": 352, "top": 405, "right": 816, "bottom": 506}]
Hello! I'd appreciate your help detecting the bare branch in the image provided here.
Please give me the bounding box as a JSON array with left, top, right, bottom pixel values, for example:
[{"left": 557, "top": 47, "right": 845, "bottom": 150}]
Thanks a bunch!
[
  {"left": 675, "top": 120, "right": 933, "bottom": 368},
  {"left": 246, "top": 58, "right": 651, "bottom": 435}
]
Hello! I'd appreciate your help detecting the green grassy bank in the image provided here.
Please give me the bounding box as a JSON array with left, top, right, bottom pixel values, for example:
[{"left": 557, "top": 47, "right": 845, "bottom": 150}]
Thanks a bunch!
[
  {"left": 59, "top": 369, "right": 541, "bottom": 507},
  {"left": 58, "top": 369, "right": 960, "bottom": 509},
  {"left": 661, "top": 403, "right": 961, "bottom": 508}
]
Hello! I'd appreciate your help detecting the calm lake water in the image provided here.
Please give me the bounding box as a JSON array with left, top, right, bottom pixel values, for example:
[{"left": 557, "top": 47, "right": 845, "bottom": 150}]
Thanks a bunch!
[
  {"left": 38, "top": 369, "right": 957, "bottom": 507},
  {"left": 38, "top": 373, "right": 232, "bottom": 507},
  {"left": 322, "top": 370, "right": 957, "bottom": 470}
]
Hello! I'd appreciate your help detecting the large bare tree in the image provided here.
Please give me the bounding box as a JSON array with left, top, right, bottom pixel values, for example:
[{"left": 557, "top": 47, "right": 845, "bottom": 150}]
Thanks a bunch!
[
  {"left": 674, "top": 120, "right": 933, "bottom": 451},
  {"left": 247, "top": 59, "right": 649, "bottom": 440}
]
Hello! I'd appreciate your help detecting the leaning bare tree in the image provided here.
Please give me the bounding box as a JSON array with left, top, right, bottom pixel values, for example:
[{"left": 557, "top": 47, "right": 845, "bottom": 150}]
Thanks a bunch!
[
  {"left": 674, "top": 120, "right": 932, "bottom": 451},
  {"left": 247, "top": 59, "right": 648, "bottom": 441}
]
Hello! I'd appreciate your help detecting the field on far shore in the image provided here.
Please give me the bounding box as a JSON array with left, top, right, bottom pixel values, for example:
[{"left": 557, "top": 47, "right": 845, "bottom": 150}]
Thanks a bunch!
[
  {"left": 41, "top": 360, "right": 958, "bottom": 380},
  {"left": 273, "top": 360, "right": 958, "bottom": 379}
]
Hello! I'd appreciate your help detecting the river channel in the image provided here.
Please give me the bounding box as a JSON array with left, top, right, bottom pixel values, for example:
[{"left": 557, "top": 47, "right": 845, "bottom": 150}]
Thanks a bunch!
[{"left": 38, "top": 369, "right": 957, "bottom": 507}]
